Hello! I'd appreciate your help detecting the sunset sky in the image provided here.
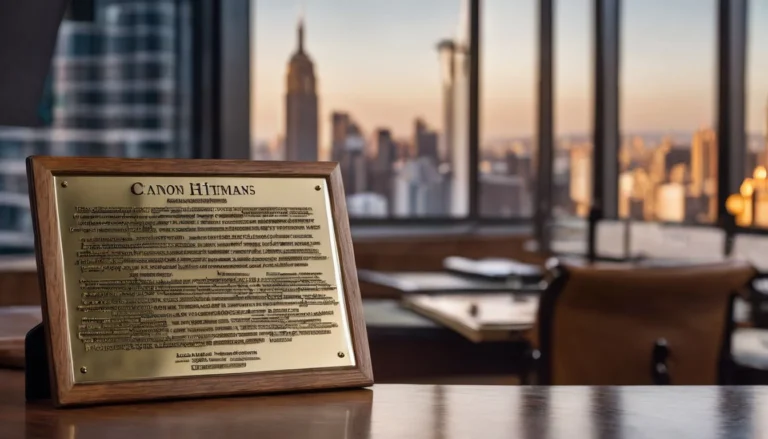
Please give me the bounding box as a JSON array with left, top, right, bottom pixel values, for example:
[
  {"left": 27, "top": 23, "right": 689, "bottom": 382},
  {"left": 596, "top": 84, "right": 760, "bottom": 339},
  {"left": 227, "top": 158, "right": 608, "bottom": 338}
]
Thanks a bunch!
[{"left": 251, "top": 0, "right": 768, "bottom": 147}]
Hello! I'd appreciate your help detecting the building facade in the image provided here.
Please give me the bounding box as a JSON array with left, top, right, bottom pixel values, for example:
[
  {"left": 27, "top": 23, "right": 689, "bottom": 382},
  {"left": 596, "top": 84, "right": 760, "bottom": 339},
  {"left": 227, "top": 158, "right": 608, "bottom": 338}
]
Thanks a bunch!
[{"left": 0, "top": 0, "right": 186, "bottom": 253}]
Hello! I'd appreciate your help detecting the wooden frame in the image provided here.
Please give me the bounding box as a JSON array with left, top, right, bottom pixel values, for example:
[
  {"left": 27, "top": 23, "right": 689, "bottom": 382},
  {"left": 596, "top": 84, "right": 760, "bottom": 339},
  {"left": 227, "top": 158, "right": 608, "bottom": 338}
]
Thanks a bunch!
[{"left": 26, "top": 156, "right": 373, "bottom": 407}]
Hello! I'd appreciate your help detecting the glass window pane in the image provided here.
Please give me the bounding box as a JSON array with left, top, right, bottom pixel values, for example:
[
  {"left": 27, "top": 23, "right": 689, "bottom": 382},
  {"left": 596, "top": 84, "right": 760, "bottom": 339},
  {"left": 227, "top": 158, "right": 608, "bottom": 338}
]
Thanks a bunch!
[
  {"left": 480, "top": 0, "right": 536, "bottom": 218},
  {"left": 252, "top": 0, "right": 467, "bottom": 218},
  {"left": 746, "top": 0, "right": 768, "bottom": 227},
  {"left": 620, "top": 0, "right": 717, "bottom": 224},
  {"left": 0, "top": 0, "right": 193, "bottom": 254},
  {"left": 553, "top": 0, "right": 593, "bottom": 219}
]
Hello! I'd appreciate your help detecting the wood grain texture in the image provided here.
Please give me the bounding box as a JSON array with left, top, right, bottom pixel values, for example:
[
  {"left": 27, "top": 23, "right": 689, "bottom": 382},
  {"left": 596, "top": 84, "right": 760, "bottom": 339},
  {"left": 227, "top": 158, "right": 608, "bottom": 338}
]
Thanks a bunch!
[
  {"left": 26, "top": 156, "right": 373, "bottom": 407},
  {"left": 0, "top": 369, "right": 765, "bottom": 439},
  {"left": 327, "top": 166, "right": 373, "bottom": 384}
]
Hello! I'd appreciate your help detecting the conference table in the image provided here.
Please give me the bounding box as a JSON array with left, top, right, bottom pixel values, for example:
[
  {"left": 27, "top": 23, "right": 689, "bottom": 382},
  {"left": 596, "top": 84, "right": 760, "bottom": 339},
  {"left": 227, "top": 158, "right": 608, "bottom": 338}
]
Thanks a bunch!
[{"left": 2, "top": 367, "right": 766, "bottom": 439}]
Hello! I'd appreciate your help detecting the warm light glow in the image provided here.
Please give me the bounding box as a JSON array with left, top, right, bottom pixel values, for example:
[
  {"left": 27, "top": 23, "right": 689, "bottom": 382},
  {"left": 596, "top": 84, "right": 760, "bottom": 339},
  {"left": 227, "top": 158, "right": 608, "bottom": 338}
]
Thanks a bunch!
[
  {"left": 726, "top": 193, "right": 745, "bottom": 216},
  {"left": 741, "top": 179, "right": 755, "bottom": 197},
  {"left": 755, "top": 166, "right": 768, "bottom": 181}
]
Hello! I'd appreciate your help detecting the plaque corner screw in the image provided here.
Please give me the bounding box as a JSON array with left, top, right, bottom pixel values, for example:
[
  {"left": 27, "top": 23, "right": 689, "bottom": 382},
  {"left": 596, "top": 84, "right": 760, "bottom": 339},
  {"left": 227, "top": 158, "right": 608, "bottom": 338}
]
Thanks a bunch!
[
  {"left": 315, "top": 185, "right": 321, "bottom": 191},
  {"left": 61, "top": 181, "right": 68, "bottom": 188},
  {"left": 80, "top": 366, "right": 87, "bottom": 374},
  {"left": 337, "top": 351, "right": 345, "bottom": 358}
]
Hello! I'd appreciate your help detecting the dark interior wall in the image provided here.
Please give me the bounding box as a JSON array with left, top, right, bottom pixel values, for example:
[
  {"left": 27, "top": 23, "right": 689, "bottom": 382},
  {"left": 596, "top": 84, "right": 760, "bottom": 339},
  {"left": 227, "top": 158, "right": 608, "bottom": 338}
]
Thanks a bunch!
[{"left": 354, "top": 234, "right": 545, "bottom": 272}]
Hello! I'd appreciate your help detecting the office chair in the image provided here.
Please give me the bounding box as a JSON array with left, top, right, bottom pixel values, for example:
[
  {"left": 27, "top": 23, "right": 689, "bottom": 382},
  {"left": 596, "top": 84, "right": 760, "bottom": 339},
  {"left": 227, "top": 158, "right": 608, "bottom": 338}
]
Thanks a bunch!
[{"left": 528, "top": 258, "right": 756, "bottom": 385}]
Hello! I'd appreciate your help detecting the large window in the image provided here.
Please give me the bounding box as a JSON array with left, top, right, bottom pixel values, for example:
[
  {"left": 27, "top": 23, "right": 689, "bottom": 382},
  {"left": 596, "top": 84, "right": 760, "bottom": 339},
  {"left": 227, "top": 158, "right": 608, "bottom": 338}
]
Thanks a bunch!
[
  {"left": 553, "top": 0, "right": 592, "bottom": 219},
  {"left": 252, "top": 0, "right": 467, "bottom": 219},
  {"left": 0, "top": 0, "right": 193, "bottom": 253},
  {"left": 619, "top": 0, "right": 718, "bottom": 224},
  {"left": 746, "top": 0, "right": 768, "bottom": 227},
  {"left": 479, "top": 0, "right": 536, "bottom": 218}
]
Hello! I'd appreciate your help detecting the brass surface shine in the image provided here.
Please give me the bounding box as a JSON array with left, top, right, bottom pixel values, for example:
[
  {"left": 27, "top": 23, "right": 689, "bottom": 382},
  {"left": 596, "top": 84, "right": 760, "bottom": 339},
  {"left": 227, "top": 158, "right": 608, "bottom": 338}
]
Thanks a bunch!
[{"left": 54, "top": 176, "right": 355, "bottom": 384}]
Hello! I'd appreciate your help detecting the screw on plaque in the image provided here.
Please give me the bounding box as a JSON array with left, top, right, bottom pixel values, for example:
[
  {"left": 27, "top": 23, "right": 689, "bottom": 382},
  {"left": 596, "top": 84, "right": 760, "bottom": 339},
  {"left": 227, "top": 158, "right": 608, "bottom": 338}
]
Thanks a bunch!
[
  {"left": 61, "top": 181, "right": 68, "bottom": 188},
  {"left": 315, "top": 185, "right": 321, "bottom": 191},
  {"left": 337, "top": 352, "right": 345, "bottom": 358},
  {"left": 80, "top": 366, "right": 87, "bottom": 374}
]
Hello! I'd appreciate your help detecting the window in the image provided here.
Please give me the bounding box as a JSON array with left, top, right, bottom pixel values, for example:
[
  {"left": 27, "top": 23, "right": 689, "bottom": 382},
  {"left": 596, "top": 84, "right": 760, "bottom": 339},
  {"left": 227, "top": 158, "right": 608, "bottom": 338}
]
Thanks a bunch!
[
  {"left": 252, "top": 0, "right": 467, "bottom": 218},
  {"left": 479, "top": 0, "right": 536, "bottom": 218},
  {"left": 553, "top": 0, "right": 593, "bottom": 220},
  {"left": 745, "top": 0, "right": 768, "bottom": 227},
  {"left": 620, "top": 0, "right": 717, "bottom": 224},
  {"left": 0, "top": 0, "right": 193, "bottom": 254}
]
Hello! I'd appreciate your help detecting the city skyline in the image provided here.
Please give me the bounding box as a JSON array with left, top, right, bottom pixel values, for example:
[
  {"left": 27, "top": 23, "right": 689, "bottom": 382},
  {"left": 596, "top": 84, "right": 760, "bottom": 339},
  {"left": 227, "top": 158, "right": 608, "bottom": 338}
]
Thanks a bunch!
[{"left": 252, "top": 0, "right": 768, "bottom": 146}]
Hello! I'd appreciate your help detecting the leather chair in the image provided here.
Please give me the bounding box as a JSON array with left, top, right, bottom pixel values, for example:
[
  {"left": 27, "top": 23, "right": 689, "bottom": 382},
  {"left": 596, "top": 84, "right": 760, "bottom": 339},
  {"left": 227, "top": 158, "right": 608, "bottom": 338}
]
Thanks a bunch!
[{"left": 529, "top": 259, "right": 756, "bottom": 385}]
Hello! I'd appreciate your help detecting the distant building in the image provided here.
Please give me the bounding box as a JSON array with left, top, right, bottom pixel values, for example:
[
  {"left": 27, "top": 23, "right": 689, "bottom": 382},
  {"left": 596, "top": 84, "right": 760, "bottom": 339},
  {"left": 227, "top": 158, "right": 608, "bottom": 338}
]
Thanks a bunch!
[
  {"left": 346, "top": 193, "right": 388, "bottom": 218},
  {"left": 331, "top": 113, "right": 367, "bottom": 195},
  {"left": 284, "top": 18, "right": 318, "bottom": 161},
  {"left": 665, "top": 146, "right": 691, "bottom": 177},
  {"left": 331, "top": 112, "right": 350, "bottom": 162},
  {"left": 479, "top": 174, "right": 530, "bottom": 217},
  {"left": 655, "top": 183, "right": 685, "bottom": 222},
  {"left": 690, "top": 128, "right": 717, "bottom": 221},
  {"left": 569, "top": 146, "right": 592, "bottom": 217},
  {"left": 393, "top": 157, "right": 447, "bottom": 217},
  {"left": 414, "top": 119, "right": 439, "bottom": 163},
  {"left": 369, "top": 128, "right": 396, "bottom": 205},
  {"left": 437, "top": 14, "right": 470, "bottom": 217},
  {"left": 437, "top": 40, "right": 456, "bottom": 165}
]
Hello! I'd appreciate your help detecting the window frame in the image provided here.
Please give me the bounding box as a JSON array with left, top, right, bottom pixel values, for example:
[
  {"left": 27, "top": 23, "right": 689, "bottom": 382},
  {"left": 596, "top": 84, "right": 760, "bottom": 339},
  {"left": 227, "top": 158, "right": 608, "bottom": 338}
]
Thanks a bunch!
[
  {"left": 247, "top": 0, "right": 539, "bottom": 225},
  {"left": 243, "top": 0, "right": 762, "bottom": 246}
]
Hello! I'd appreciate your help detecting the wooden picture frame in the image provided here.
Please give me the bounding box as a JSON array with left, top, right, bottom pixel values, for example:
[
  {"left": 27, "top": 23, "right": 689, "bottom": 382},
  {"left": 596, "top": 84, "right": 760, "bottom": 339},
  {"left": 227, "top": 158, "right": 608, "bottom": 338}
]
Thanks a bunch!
[{"left": 26, "top": 156, "right": 373, "bottom": 407}]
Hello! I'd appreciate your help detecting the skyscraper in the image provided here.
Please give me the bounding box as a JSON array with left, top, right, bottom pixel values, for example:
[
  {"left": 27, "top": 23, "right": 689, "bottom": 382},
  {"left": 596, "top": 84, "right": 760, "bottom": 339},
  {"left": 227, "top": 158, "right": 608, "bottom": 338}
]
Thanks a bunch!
[
  {"left": 331, "top": 112, "right": 350, "bottom": 162},
  {"left": 285, "top": 18, "right": 318, "bottom": 161},
  {"left": 690, "top": 128, "right": 717, "bottom": 221},
  {"left": 370, "top": 128, "right": 396, "bottom": 202},
  {"left": 0, "top": 0, "right": 185, "bottom": 253},
  {"left": 437, "top": 40, "right": 456, "bottom": 164},
  {"left": 332, "top": 112, "right": 366, "bottom": 195},
  {"left": 414, "top": 118, "right": 438, "bottom": 162},
  {"left": 437, "top": 0, "right": 470, "bottom": 217}
]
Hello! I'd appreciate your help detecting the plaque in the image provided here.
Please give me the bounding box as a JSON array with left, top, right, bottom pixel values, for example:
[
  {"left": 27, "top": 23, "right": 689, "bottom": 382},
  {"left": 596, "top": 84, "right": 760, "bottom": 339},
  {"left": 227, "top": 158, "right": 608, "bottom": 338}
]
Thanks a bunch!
[{"left": 25, "top": 157, "right": 373, "bottom": 407}]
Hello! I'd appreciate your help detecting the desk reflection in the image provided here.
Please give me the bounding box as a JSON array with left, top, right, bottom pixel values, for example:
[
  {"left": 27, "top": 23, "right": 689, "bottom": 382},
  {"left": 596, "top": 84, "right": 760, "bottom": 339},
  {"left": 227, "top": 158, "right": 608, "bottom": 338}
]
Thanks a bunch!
[
  {"left": 16, "top": 384, "right": 764, "bottom": 439},
  {"left": 25, "top": 389, "right": 373, "bottom": 439}
]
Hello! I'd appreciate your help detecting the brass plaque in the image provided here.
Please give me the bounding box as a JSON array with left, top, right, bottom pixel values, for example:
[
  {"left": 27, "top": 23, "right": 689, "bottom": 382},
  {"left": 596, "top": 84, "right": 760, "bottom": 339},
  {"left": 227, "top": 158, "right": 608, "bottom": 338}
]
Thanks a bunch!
[{"left": 53, "top": 176, "right": 356, "bottom": 384}]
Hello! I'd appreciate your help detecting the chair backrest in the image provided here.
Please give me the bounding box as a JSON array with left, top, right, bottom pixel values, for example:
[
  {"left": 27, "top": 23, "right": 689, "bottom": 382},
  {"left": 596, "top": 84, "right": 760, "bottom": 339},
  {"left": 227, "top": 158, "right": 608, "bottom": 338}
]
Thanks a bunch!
[{"left": 534, "top": 259, "right": 756, "bottom": 385}]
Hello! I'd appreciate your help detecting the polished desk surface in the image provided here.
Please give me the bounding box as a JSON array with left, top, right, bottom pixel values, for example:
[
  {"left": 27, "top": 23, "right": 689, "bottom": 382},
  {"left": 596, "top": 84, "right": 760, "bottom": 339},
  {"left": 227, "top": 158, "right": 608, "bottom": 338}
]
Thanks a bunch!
[{"left": 1, "top": 369, "right": 766, "bottom": 439}]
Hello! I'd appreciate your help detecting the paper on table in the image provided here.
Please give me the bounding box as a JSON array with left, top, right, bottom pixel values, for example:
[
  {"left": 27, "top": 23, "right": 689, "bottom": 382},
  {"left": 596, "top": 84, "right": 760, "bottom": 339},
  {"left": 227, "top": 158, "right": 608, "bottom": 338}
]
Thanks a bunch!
[
  {"left": 443, "top": 256, "right": 541, "bottom": 279},
  {"left": 408, "top": 295, "right": 537, "bottom": 329}
]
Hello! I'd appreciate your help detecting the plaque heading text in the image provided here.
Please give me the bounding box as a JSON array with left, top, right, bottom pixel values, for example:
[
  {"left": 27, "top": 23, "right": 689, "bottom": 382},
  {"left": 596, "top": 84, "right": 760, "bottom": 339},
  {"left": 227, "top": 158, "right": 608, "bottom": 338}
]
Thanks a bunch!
[{"left": 131, "top": 182, "right": 257, "bottom": 196}]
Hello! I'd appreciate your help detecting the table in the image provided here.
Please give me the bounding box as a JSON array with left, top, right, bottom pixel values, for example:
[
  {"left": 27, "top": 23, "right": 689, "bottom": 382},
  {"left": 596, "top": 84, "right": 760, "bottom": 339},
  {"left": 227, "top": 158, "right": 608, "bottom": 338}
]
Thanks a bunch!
[
  {"left": 364, "top": 300, "right": 528, "bottom": 382},
  {"left": 1, "top": 369, "right": 765, "bottom": 439},
  {"left": 402, "top": 294, "right": 537, "bottom": 343}
]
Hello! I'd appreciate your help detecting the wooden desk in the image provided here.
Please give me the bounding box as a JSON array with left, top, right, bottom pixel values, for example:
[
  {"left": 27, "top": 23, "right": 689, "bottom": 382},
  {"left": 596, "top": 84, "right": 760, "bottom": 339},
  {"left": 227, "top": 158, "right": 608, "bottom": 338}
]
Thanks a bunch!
[
  {"left": 1, "top": 369, "right": 765, "bottom": 438},
  {"left": 364, "top": 300, "right": 528, "bottom": 382}
]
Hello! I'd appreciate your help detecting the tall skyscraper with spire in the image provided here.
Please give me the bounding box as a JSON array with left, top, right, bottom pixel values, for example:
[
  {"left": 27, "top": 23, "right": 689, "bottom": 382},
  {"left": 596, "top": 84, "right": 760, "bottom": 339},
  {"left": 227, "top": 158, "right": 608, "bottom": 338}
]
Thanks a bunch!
[
  {"left": 437, "top": 0, "right": 470, "bottom": 217},
  {"left": 285, "top": 17, "right": 318, "bottom": 161}
]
